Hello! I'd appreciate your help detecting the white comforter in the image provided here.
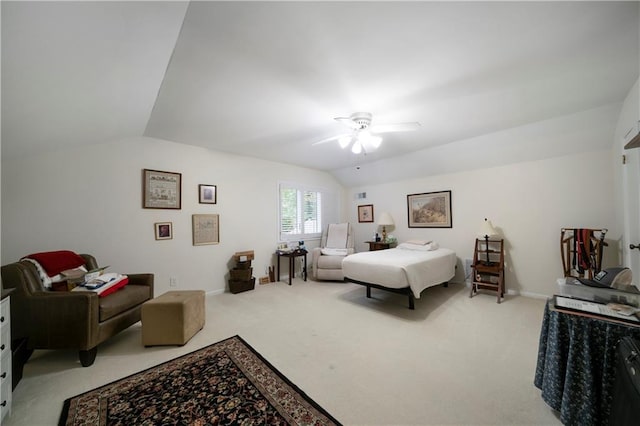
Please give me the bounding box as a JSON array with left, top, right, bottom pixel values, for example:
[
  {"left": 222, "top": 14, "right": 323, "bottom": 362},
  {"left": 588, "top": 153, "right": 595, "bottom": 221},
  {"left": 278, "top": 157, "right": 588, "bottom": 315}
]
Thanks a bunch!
[{"left": 342, "top": 247, "right": 457, "bottom": 298}]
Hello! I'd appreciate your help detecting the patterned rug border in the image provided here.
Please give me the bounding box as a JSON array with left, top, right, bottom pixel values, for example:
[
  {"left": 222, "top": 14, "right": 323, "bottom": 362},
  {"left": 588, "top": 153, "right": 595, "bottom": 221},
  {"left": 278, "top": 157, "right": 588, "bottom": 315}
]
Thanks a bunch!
[{"left": 59, "top": 335, "right": 341, "bottom": 425}]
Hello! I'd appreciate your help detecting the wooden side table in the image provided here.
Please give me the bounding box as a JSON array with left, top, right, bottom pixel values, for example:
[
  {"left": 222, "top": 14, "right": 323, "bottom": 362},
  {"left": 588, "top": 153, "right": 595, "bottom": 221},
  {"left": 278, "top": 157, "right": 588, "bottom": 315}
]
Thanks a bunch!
[
  {"left": 276, "top": 249, "right": 307, "bottom": 285},
  {"left": 535, "top": 300, "right": 640, "bottom": 425},
  {"left": 365, "top": 241, "right": 394, "bottom": 251}
]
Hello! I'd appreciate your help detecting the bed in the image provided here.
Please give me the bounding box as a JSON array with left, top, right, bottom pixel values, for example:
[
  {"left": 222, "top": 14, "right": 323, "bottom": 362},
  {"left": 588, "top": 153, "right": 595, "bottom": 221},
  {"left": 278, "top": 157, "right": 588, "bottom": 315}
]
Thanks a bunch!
[{"left": 342, "top": 241, "right": 456, "bottom": 309}]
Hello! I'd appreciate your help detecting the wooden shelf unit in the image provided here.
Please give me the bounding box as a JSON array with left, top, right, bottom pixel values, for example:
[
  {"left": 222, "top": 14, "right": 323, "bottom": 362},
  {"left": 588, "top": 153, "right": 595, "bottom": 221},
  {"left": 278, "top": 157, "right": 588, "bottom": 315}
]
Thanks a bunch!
[{"left": 470, "top": 238, "right": 505, "bottom": 303}]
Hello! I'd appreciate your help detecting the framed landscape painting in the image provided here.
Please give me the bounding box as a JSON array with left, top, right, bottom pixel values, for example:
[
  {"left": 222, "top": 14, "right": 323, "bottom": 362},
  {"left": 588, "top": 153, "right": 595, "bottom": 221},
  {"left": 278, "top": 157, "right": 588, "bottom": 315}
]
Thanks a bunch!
[{"left": 407, "top": 190, "right": 452, "bottom": 228}]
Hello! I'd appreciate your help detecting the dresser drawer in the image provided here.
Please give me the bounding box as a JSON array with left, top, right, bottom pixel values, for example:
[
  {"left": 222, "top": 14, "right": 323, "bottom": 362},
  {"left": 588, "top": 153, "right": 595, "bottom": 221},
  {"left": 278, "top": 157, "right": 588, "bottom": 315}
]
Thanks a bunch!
[
  {"left": 0, "top": 327, "right": 9, "bottom": 361},
  {"left": 0, "top": 300, "right": 8, "bottom": 329},
  {"left": 0, "top": 352, "right": 10, "bottom": 411},
  {"left": 0, "top": 297, "right": 11, "bottom": 424},
  {"left": 0, "top": 338, "right": 7, "bottom": 364}
]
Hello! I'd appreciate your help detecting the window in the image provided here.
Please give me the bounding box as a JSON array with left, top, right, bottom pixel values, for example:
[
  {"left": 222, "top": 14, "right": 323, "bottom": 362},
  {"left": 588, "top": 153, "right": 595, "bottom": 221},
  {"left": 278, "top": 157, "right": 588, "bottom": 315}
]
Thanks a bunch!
[{"left": 279, "top": 183, "right": 322, "bottom": 241}]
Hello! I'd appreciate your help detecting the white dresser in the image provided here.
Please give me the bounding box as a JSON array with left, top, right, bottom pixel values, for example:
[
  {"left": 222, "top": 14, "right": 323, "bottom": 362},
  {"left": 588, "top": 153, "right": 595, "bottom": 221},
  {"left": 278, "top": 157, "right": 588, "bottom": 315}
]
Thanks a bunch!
[{"left": 0, "top": 295, "right": 11, "bottom": 423}]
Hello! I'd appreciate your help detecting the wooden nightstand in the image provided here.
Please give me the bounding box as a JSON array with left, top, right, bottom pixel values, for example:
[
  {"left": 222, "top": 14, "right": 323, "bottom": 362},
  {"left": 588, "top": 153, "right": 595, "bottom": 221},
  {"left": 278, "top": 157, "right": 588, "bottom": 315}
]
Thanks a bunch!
[{"left": 365, "top": 241, "right": 395, "bottom": 251}]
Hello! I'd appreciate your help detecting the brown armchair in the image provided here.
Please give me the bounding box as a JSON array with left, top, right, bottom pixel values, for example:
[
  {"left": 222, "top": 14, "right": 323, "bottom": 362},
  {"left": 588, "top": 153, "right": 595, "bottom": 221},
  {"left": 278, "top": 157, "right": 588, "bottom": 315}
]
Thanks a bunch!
[{"left": 1, "top": 254, "right": 153, "bottom": 367}]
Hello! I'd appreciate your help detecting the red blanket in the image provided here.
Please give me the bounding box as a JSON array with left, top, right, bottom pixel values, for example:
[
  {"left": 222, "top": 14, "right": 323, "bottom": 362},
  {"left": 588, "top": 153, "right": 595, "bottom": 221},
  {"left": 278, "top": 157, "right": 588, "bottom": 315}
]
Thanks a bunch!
[{"left": 24, "top": 250, "right": 85, "bottom": 276}]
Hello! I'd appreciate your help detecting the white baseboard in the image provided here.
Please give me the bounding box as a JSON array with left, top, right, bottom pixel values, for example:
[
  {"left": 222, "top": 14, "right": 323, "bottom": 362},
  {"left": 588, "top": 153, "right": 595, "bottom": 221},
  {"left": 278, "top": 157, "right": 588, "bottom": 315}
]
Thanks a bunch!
[{"left": 461, "top": 280, "right": 550, "bottom": 299}]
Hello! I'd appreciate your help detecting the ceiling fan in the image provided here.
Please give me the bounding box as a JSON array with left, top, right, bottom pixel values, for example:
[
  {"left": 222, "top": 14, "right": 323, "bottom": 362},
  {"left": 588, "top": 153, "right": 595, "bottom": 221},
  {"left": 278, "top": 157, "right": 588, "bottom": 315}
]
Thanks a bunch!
[{"left": 312, "top": 112, "right": 421, "bottom": 154}]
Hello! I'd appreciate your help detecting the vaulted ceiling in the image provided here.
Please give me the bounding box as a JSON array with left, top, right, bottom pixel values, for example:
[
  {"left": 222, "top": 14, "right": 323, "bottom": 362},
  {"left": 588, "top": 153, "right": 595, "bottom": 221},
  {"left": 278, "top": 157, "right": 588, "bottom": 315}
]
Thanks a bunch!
[{"left": 2, "top": 1, "right": 638, "bottom": 187}]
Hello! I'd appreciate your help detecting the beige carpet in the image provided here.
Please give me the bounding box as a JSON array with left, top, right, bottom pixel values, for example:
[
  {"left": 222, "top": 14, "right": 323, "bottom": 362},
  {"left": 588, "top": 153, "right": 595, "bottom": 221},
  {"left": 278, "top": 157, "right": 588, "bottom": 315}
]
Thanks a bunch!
[{"left": 6, "top": 280, "right": 560, "bottom": 425}]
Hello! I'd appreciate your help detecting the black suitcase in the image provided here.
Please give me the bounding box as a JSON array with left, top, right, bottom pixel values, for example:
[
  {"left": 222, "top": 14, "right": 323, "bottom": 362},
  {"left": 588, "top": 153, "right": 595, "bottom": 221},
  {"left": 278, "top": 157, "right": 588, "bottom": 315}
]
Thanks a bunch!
[{"left": 610, "top": 336, "right": 640, "bottom": 425}]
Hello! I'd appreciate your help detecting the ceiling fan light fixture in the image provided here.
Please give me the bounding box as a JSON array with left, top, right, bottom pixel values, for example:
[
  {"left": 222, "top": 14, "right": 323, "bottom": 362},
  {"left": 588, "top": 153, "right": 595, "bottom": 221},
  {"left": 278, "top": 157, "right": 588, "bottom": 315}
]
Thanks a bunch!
[
  {"left": 338, "top": 136, "right": 352, "bottom": 149},
  {"left": 358, "top": 131, "right": 382, "bottom": 151},
  {"left": 313, "top": 111, "right": 419, "bottom": 154},
  {"left": 370, "top": 136, "right": 382, "bottom": 149}
]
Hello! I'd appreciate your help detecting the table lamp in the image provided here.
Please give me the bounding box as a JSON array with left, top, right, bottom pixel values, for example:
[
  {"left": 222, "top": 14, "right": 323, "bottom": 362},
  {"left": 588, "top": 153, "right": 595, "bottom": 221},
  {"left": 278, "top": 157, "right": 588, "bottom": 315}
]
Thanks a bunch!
[
  {"left": 378, "top": 212, "right": 395, "bottom": 243},
  {"left": 478, "top": 218, "right": 498, "bottom": 265}
]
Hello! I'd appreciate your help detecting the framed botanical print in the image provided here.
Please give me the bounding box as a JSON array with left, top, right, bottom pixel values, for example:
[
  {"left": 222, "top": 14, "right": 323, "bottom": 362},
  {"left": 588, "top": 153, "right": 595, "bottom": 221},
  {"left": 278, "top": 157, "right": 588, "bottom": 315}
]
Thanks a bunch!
[
  {"left": 192, "top": 214, "right": 220, "bottom": 245},
  {"left": 358, "top": 204, "right": 374, "bottom": 223}
]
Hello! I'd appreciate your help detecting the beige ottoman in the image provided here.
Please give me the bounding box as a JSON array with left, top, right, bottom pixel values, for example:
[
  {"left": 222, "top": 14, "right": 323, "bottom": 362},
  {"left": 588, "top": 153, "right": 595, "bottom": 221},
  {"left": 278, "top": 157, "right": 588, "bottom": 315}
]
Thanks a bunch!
[{"left": 142, "top": 290, "right": 205, "bottom": 346}]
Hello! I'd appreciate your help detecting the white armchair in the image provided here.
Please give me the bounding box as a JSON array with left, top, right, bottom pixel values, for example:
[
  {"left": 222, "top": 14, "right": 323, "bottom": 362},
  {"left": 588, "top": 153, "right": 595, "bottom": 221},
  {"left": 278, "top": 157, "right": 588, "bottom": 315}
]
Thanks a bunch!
[{"left": 311, "top": 223, "right": 355, "bottom": 281}]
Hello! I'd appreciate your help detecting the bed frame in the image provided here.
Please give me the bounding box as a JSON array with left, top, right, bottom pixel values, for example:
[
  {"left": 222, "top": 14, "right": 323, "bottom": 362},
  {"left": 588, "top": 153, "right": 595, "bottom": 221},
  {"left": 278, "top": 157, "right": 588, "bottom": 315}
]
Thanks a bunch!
[{"left": 345, "top": 277, "right": 448, "bottom": 310}]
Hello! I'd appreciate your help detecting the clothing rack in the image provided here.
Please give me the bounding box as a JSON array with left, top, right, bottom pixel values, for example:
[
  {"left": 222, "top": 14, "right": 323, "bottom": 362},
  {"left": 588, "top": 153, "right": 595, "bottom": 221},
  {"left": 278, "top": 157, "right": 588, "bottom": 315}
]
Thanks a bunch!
[{"left": 560, "top": 228, "right": 608, "bottom": 279}]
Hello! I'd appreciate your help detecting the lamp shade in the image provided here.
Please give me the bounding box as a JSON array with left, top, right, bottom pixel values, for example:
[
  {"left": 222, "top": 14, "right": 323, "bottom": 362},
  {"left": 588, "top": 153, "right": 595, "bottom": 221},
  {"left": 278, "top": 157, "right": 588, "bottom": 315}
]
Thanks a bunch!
[
  {"left": 378, "top": 212, "right": 395, "bottom": 226},
  {"left": 478, "top": 218, "right": 498, "bottom": 238}
]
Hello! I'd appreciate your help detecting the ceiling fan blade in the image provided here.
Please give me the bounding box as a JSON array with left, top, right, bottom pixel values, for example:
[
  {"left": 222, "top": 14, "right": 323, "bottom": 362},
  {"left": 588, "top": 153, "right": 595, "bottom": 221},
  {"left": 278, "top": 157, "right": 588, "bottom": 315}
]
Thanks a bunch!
[
  {"left": 311, "top": 133, "right": 351, "bottom": 146},
  {"left": 334, "top": 117, "right": 360, "bottom": 130},
  {"left": 370, "top": 122, "right": 421, "bottom": 133}
]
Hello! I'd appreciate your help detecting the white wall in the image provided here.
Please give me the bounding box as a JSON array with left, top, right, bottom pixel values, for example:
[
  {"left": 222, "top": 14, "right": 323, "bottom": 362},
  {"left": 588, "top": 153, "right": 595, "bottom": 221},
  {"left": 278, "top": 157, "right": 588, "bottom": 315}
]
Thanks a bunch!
[
  {"left": 348, "top": 149, "right": 617, "bottom": 298},
  {"left": 613, "top": 78, "right": 640, "bottom": 270},
  {"left": 1, "top": 137, "right": 345, "bottom": 295},
  {"left": 3, "top": 88, "right": 632, "bottom": 299}
]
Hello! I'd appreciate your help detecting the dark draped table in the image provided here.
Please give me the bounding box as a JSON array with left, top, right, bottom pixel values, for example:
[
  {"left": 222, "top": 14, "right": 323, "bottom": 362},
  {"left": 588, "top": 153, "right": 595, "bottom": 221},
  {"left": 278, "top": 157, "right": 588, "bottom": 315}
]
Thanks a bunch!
[{"left": 534, "top": 301, "right": 640, "bottom": 425}]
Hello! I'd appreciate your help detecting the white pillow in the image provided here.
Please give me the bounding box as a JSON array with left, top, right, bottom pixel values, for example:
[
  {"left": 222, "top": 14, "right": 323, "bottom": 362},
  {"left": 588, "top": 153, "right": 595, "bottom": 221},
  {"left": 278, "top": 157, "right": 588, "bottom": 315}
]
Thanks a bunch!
[
  {"left": 397, "top": 241, "right": 440, "bottom": 251},
  {"left": 405, "top": 239, "right": 432, "bottom": 245}
]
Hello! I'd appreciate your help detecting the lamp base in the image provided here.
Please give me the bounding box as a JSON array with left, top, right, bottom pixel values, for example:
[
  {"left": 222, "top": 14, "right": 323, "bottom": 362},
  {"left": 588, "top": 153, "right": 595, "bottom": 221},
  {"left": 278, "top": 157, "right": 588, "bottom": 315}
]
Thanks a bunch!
[
  {"left": 382, "top": 226, "right": 387, "bottom": 243},
  {"left": 483, "top": 235, "right": 491, "bottom": 265}
]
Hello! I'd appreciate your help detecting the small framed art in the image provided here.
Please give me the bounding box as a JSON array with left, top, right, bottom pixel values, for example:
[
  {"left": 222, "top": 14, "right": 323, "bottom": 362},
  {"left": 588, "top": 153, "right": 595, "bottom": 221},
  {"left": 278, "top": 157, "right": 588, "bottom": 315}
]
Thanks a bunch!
[
  {"left": 358, "top": 204, "right": 374, "bottom": 223},
  {"left": 143, "top": 169, "right": 182, "bottom": 209},
  {"left": 192, "top": 214, "right": 220, "bottom": 245},
  {"left": 407, "top": 190, "right": 452, "bottom": 228},
  {"left": 199, "top": 184, "right": 217, "bottom": 204},
  {"left": 154, "top": 222, "right": 173, "bottom": 240}
]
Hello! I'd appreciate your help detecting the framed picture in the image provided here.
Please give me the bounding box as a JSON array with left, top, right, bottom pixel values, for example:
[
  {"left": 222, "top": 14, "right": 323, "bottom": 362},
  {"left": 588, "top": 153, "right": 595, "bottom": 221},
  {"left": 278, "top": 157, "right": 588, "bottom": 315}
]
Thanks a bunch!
[
  {"left": 407, "top": 190, "right": 452, "bottom": 228},
  {"left": 154, "top": 222, "right": 173, "bottom": 240},
  {"left": 192, "top": 214, "right": 219, "bottom": 245},
  {"left": 143, "top": 169, "right": 181, "bottom": 209},
  {"left": 358, "top": 204, "right": 374, "bottom": 223},
  {"left": 198, "top": 184, "right": 217, "bottom": 204}
]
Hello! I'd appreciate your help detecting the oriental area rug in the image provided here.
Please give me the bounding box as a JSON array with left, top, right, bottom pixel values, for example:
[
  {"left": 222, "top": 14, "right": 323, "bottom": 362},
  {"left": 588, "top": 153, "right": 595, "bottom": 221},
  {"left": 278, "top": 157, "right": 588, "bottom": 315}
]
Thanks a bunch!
[{"left": 59, "top": 336, "right": 341, "bottom": 425}]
